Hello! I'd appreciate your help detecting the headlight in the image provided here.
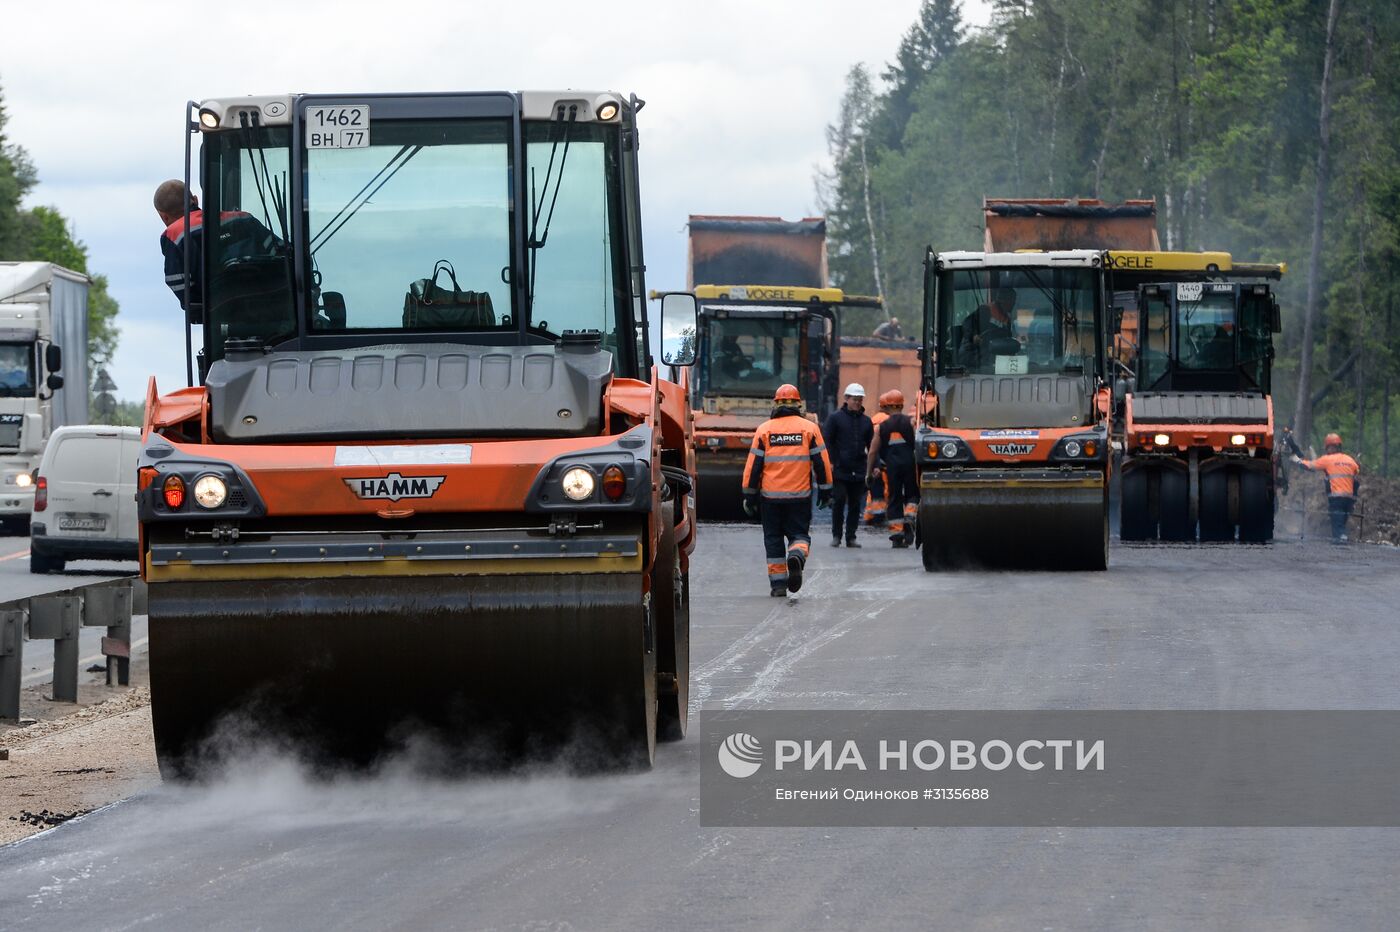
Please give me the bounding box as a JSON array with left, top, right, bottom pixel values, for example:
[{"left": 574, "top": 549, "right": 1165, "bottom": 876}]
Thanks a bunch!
[
  {"left": 561, "top": 467, "right": 595, "bottom": 501},
  {"left": 940, "top": 441, "right": 959, "bottom": 459},
  {"left": 1230, "top": 433, "right": 1247, "bottom": 446},
  {"left": 193, "top": 474, "right": 228, "bottom": 509},
  {"left": 14, "top": 473, "right": 32, "bottom": 488},
  {"left": 1065, "top": 440, "right": 1082, "bottom": 458},
  {"left": 1154, "top": 433, "right": 1171, "bottom": 447}
]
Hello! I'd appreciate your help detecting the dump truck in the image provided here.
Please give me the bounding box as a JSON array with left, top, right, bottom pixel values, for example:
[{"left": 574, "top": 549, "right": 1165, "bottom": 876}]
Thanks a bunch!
[
  {"left": 917, "top": 248, "right": 1111, "bottom": 570},
  {"left": 685, "top": 216, "right": 907, "bottom": 519},
  {"left": 1108, "top": 252, "right": 1284, "bottom": 541},
  {"left": 139, "top": 91, "right": 699, "bottom": 773},
  {"left": 0, "top": 262, "right": 88, "bottom": 534}
]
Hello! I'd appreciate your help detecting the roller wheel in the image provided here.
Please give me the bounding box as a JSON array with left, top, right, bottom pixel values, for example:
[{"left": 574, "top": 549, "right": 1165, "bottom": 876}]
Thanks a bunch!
[
  {"left": 1238, "top": 469, "right": 1274, "bottom": 542},
  {"left": 1198, "top": 469, "right": 1233, "bottom": 542},
  {"left": 654, "top": 501, "right": 689, "bottom": 741},
  {"left": 1119, "top": 466, "right": 1153, "bottom": 541},
  {"left": 1158, "top": 468, "right": 1193, "bottom": 541}
]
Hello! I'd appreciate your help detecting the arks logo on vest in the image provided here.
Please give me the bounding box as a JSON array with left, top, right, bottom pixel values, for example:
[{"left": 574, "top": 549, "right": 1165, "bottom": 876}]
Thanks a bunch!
[
  {"left": 988, "top": 443, "right": 1035, "bottom": 457},
  {"left": 769, "top": 432, "right": 805, "bottom": 446},
  {"left": 344, "top": 472, "right": 446, "bottom": 501}
]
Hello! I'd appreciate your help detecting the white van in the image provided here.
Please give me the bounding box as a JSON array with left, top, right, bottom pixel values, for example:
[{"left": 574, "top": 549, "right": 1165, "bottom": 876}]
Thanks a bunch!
[{"left": 29, "top": 425, "right": 140, "bottom": 573}]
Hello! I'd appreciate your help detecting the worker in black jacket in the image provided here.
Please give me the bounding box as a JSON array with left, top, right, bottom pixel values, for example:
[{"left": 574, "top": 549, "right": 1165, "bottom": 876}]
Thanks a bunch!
[
  {"left": 867, "top": 389, "right": 918, "bottom": 547},
  {"left": 821, "top": 382, "right": 873, "bottom": 547}
]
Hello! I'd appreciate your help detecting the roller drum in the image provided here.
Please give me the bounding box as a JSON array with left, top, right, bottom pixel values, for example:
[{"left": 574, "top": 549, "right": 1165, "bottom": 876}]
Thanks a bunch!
[
  {"left": 920, "top": 470, "right": 1108, "bottom": 570},
  {"left": 148, "top": 573, "right": 655, "bottom": 776}
]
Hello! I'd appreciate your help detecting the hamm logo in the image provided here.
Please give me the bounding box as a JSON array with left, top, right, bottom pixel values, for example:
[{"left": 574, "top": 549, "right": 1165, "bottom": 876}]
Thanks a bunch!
[
  {"left": 988, "top": 443, "right": 1036, "bottom": 457},
  {"left": 345, "top": 472, "right": 446, "bottom": 501}
]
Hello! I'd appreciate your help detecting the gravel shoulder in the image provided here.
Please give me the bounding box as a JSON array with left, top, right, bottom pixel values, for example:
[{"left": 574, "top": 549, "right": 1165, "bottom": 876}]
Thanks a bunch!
[{"left": 1, "top": 656, "right": 158, "bottom": 845}]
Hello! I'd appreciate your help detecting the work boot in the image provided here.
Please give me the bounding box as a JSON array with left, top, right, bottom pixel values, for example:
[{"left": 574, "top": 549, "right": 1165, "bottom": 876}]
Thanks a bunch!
[
  {"left": 846, "top": 539, "right": 861, "bottom": 548},
  {"left": 831, "top": 537, "right": 842, "bottom": 548},
  {"left": 787, "top": 552, "right": 806, "bottom": 592},
  {"left": 770, "top": 584, "right": 788, "bottom": 597}
]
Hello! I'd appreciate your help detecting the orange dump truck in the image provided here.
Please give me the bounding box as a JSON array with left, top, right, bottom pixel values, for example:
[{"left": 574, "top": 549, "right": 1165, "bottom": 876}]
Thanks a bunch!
[
  {"left": 140, "top": 91, "right": 698, "bottom": 773},
  {"left": 685, "top": 216, "right": 913, "bottom": 519}
]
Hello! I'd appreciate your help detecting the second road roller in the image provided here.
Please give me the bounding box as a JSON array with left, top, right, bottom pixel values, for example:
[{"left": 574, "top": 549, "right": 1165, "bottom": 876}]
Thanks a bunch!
[
  {"left": 138, "top": 90, "right": 698, "bottom": 774},
  {"left": 916, "top": 248, "right": 1112, "bottom": 570}
]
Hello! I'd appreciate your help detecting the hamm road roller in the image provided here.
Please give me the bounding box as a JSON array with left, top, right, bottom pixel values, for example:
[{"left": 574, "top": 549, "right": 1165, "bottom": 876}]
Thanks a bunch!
[
  {"left": 917, "top": 249, "right": 1111, "bottom": 570},
  {"left": 139, "top": 91, "right": 699, "bottom": 773}
]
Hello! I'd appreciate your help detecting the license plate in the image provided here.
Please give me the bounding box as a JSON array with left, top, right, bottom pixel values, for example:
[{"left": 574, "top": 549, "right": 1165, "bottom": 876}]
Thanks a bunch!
[
  {"left": 58, "top": 513, "right": 107, "bottom": 532},
  {"left": 306, "top": 105, "right": 370, "bottom": 148}
]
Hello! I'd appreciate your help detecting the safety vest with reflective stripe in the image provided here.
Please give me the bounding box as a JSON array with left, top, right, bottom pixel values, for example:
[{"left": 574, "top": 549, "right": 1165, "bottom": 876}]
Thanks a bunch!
[
  {"left": 742, "top": 414, "right": 834, "bottom": 499},
  {"left": 1301, "top": 452, "right": 1359, "bottom": 497}
]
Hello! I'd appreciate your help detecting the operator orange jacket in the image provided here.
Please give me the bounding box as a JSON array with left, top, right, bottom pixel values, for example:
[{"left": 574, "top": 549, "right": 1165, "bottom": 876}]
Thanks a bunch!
[
  {"left": 1299, "top": 452, "right": 1360, "bottom": 497},
  {"left": 742, "top": 414, "right": 834, "bottom": 500}
]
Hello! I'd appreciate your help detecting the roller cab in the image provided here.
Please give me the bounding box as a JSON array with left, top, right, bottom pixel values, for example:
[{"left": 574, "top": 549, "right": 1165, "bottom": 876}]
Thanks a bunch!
[
  {"left": 917, "top": 250, "right": 1111, "bottom": 570},
  {"left": 141, "top": 91, "right": 699, "bottom": 775}
]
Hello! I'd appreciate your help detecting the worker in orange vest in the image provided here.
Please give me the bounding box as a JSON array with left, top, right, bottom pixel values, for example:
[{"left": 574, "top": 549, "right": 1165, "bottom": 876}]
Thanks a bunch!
[
  {"left": 867, "top": 389, "right": 918, "bottom": 547},
  {"left": 1292, "top": 432, "right": 1361, "bottom": 542},
  {"left": 864, "top": 401, "right": 891, "bottom": 526},
  {"left": 742, "top": 384, "right": 834, "bottom": 596}
]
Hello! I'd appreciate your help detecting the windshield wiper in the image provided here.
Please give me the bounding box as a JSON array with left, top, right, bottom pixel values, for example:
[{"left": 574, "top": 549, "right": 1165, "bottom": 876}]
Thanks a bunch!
[
  {"left": 527, "top": 106, "right": 579, "bottom": 314},
  {"left": 311, "top": 145, "right": 424, "bottom": 256}
]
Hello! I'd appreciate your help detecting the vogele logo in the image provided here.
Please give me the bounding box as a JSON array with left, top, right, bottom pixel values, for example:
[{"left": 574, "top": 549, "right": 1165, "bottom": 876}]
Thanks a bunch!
[{"left": 717, "top": 732, "right": 764, "bottom": 778}]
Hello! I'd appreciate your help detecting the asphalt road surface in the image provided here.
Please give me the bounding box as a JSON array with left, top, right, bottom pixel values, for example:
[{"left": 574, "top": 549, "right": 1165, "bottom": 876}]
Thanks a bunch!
[
  {"left": 3, "top": 527, "right": 1399, "bottom": 930},
  {"left": 0, "top": 534, "right": 142, "bottom": 688}
]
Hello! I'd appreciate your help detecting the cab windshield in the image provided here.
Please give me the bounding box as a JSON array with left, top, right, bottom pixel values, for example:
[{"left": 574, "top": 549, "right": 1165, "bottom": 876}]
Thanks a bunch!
[
  {"left": 1175, "top": 287, "right": 1237, "bottom": 370},
  {"left": 306, "top": 118, "right": 515, "bottom": 332},
  {"left": 700, "top": 313, "right": 803, "bottom": 397},
  {"left": 936, "top": 267, "right": 1100, "bottom": 376},
  {"left": 0, "top": 343, "right": 35, "bottom": 396}
]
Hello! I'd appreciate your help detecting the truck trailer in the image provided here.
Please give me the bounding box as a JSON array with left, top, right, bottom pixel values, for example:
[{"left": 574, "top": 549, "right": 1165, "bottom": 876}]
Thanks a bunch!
[{"left": 0, "top": 262, "right": 89, "bottom": 534}]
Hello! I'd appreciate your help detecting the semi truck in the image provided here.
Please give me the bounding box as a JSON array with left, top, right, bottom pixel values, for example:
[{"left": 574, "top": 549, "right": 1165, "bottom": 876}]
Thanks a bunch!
[
  {"left": 140, "top": 91, "right": 698, "bottom": 773},
  {"left": 0, "top": 262, "right": 89, "bottom": 534},
  {"left": 684, "top": 216, "right": 913, "bottom": 519}
]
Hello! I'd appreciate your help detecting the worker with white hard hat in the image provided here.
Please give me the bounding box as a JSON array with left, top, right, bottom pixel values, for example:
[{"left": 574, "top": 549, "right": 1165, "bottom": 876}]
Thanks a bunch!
[{"left": 821, "top": 382, "right": 873, "bottom": 547}]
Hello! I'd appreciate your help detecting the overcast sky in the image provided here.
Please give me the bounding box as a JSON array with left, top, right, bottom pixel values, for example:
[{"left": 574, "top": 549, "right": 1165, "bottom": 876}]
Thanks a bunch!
[{"left": 1, "top": 0, "right": 989, "bottom": 399}]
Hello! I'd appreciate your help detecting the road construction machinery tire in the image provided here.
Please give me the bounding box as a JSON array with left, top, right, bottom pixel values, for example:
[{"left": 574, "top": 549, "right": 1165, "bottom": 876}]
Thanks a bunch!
[
  {"left": 654, "top": 500, "right": 689, "bottom": 742},
  {"left": 149, "top": 572, "right": 657, "bottom": 778},
  {"left": 1198, "top": 468, "right": 1233, "bottom": 542},
  {"left": 1238, "top": 468, "right": 1273, "bottom": 542},
  {"left": 1119, "top": 466, "right": 1153, "bottom": 541},
  {"left": 1158, "top": 467, "right": 1193, "bottom": 542}
]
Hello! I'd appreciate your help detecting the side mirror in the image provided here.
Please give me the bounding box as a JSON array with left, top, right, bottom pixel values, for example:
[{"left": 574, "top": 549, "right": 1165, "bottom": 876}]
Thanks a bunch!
[
  {"left": 1271, "top": 300, "right": 1282, "bottom": 334},
  {"left": 658, "top": 292, "right": 698, "bottom": 367},
  {"left": 45, "top": 344, "right": 62, "bottom": 373},
  {"left": 1111, "top": 306, "right": 1125, "bottom": 335},
  {"left": 46, "top": 373, "right": 64, "bottom": 392}
]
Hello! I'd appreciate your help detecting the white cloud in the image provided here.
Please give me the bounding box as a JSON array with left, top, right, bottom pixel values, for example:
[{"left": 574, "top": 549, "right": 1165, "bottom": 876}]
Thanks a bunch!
[{"left": 2, "top": 0, "right": 990, "bottom": 399}]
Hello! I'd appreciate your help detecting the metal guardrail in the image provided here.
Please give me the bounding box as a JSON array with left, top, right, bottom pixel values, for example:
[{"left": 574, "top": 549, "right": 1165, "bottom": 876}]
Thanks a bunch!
[{"left": 0, "top": 577, "right": 145, "bottom": 721}]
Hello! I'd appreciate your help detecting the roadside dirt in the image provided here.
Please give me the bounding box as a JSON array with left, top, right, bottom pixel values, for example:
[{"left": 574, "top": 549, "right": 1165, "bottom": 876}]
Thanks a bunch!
[
  {"left": 1278, "top": 464, "right": 1400, "bottom": 545},
  {"left": 0, "top": 655, "right": 159, "bottom": 845}
]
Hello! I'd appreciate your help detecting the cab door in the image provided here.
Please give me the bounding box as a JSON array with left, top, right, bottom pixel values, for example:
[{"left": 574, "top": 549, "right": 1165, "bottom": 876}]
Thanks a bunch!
[{"left": 44, "top": 430, "right": 122, "bottom": 544}]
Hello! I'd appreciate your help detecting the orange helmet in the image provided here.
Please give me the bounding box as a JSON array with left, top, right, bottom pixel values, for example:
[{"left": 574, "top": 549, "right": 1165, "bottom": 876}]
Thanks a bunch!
[
  {"left": 773, "top": 384, "right": 802, "bottom": 404},
  {"left": 880, "top": 389, "right": 905, "bottom": 409},
  {"left": 1325, "top": 432, "right": 1343, "bottom": 447}
]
